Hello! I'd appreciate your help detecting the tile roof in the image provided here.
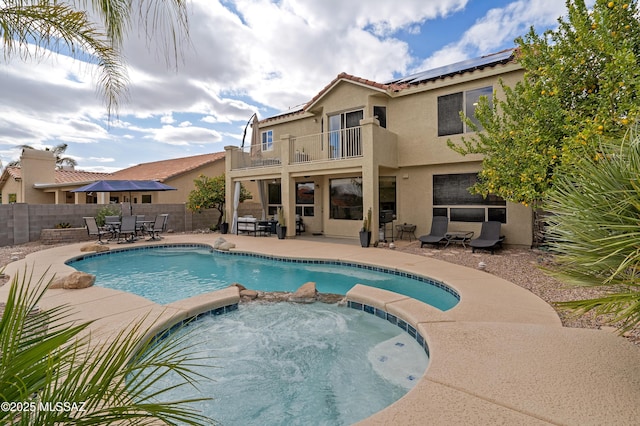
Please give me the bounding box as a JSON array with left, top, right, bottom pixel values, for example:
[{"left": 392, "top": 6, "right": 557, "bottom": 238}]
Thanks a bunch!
[
  {"left": 55, "top": 170, "right": 112, "bottom": 183},
  {"left": 4, "top": 167, "right": 20, "bottom": 180},
  {"left": 1, "top": 152, "right": 225, "bottom": 186},
  {"left": 2, "top": 166, "right": 111, "bottom": 184},
  {"left": 110, "top": 152, "right": 225, "bottom": 182}
]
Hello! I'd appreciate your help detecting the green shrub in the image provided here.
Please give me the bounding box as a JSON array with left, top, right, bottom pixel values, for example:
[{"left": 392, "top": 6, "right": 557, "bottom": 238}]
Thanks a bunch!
[{"left": 95, "top": 205, "right": 121, "bottom": 226}]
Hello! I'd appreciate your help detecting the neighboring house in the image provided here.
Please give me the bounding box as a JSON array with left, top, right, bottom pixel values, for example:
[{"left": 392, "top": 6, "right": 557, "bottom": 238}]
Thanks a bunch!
[
  {"left": 0, "top": 150, "right": 257, "bottom": 208},
  {"left": 108, "top": 152, "right": 230, "bottom": 204},
  {"left": 225, "top": 49, "right": 533, "bottom": 246},
  {"left": 0, "top": 149, "right": 112, "bottom": 204}
]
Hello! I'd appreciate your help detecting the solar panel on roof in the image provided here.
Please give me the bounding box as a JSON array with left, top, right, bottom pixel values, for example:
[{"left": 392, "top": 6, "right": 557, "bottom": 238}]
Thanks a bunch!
[{"left": 386, "top": 50, "right": 514, "bottom": 85}]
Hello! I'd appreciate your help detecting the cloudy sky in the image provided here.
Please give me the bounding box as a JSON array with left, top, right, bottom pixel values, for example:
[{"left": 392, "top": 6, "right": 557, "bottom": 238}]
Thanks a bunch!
[{"left": 0, "top": 0, "right": 587, "bottom": 172}]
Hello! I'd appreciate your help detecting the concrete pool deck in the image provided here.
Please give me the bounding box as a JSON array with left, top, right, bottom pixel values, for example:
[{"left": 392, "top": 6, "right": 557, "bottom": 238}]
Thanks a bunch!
[{"left": 2, "top": 234, "right": 639, "bottom": 425}]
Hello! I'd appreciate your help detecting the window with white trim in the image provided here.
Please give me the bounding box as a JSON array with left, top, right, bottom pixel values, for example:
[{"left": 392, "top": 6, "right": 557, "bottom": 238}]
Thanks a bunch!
[{"left": 261, "top": 130, "right": 274, "bottom": 151}]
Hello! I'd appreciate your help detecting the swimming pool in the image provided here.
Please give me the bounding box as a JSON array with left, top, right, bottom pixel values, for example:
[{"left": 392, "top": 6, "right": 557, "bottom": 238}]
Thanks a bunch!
[
  {"left": 68, "top": 244, "right": 459, "bottom": 310},
  {"left": 145, "top": 302, "right": 428, "bottom": 425}
]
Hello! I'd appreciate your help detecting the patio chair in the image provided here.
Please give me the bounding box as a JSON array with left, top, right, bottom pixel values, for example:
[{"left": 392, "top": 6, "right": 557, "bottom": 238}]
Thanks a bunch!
[
  {"left": 418, "top": 216, "right": 449, "bottom": 248},
  {"left": 146, "top": 214, "right": 165, "bottom": 240},
  {"left": 84, "top": 217, "right": 109, "bottom": 244},
  {"left": 161, "top": 214, "right": 169, "bottom": 233},
  {"left": 104, "top": 215, "right": 120, "bottom": 237},
  {"left": 135, "top": 215, "right": 146, "bottom": 237},
  {"left": 116, "top": 215, "right": 137, "bottom": 243},
  {"left": 469, "top": 221, "right": 505, "bottom": 254},
  {"left": 296, "top": 215, "right": 305, "bottom": 235}
]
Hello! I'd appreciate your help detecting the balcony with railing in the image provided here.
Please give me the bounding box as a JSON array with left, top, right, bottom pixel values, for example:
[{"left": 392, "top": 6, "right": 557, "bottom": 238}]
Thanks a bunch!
[
  {"left": 291, "top": 127, "right": 363, "bottom": 164},
  {"left": 231, "top": 127, "right": 363, "bottom": 170},
  {"left": 228, "top": 120, "right": 397, "bottom": 172}
]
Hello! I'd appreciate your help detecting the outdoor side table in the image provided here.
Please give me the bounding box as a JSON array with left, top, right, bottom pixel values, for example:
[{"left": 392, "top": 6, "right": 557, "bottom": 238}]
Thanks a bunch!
[
  {"left": 396, "top": 223, "right": 417, "bottom": 241},
  {"left": 444, "top": 231, "right": 474, "bottom": 248}
]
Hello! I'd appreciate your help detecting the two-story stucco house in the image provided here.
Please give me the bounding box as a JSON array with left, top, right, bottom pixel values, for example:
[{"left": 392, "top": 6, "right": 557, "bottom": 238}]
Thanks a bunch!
[{"left": 225, "top": 49, "right": 533, "bottom": 247}]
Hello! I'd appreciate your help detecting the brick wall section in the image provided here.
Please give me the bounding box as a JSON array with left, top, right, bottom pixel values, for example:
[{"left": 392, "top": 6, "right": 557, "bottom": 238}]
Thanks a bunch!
[
  {"left": 40, "top": 228, "right": 92, "bottom": 245},
  {"left": 0, "top": 203, "right": 258, "bottom": 247}
]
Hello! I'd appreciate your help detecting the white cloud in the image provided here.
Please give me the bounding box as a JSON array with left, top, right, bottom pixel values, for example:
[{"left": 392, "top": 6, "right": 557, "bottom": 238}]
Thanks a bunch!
[
  {"left": 142, "top": 124, "right": 223, "bottom": 146},
  {"left": 87, "top": 157, "right": 116, "bottom": 163},
  {"left": 160, "top": 114, "right": 175, "bottom": 124},
  {"left": 0, "top": 0, "right": 576, "bottom": 171},
  {"left": 416, "top": 0, "right": 570, "bottom": 71}
]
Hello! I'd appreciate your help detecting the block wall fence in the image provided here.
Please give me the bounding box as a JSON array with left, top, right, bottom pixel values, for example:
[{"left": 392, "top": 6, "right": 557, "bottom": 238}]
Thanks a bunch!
[{"left": 0, "top": 203, "right": 262, "bottom": 247}]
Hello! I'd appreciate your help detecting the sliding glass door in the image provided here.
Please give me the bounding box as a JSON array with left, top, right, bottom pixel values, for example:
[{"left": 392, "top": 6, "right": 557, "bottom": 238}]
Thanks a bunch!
[{"left": 328, "top": 110, "right": 363, "bottom": 159}]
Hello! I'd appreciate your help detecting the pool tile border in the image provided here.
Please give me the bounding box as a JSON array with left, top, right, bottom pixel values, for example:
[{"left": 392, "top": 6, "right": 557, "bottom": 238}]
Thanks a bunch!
[
  {"left": 65, "top": 244, "right": 460, "bottom": 306},
  {"left": 217, "top": 249, "right": 460, "bottom": 301},
  {"left": 150, "top": 302, "right": 239, "bottom": 345},
  {"left": 348, "top": 300, "right": 430, "bottom": 358},
  {"left": 65, "top": 243, "right": 213, "bottom": 264}
]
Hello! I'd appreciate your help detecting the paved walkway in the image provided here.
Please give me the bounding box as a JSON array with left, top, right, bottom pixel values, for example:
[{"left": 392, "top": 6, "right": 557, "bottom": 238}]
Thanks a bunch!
[{"left": 2, "top": 234, "right": 639, "bottom": 425}]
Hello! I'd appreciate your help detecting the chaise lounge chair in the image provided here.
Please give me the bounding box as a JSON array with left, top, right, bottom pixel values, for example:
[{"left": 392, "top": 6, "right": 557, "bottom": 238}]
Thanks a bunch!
[
  {"left": 84, "top": 216, "right": 109, "bottom": 244},
  {"left": 469, "top": 221, "right": 505, "bottom": 254},
  {"left": 418, "top": 216, "right": 449, "bottom": 248}
]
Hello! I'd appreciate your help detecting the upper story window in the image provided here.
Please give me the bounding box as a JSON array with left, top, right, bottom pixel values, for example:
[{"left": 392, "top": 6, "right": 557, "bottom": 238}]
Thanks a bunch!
[
  {"left": 261, "top": 130, "right": 274, "bottom": 151},
  {"left": 373, "top": 106, "right": 387, "bottom": 128},
  {"left": 437, "top": 86, "right": 492, "bottom": 136}
]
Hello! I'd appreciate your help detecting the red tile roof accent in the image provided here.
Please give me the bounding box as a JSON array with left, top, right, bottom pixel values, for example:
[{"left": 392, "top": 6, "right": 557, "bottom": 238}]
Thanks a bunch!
[
  {"left": 259, "top": 73, "right": 399, "bottom": 124},
  {"left": 110, "top": 152, "right": 225, "bottom": 182},
  {"left": 5, "top": 167, "right": 20, "bottom": 180},
  {"left": 55, "top": 170, "right": 112, "bottom": 183},
  {"left": 303, "top": 72, "right": 394, "bottom": 111}
]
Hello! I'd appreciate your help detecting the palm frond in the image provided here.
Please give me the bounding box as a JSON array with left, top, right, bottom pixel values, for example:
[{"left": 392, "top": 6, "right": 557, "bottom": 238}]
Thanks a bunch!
[
  {"left": 545, "top": 126, "right": 640, "bottom": 332},
  {"left": 0, "top": 268, "right": 215, "bottom": 425}
]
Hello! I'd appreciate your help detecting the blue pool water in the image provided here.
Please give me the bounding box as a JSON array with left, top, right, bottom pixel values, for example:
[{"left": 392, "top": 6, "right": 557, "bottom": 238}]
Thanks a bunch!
[
  {"left": 147, "top": 303, "right": 429, "bottom": 426},
  {"left": 68, "top": 245, "right": 459, "bottom": 310}
]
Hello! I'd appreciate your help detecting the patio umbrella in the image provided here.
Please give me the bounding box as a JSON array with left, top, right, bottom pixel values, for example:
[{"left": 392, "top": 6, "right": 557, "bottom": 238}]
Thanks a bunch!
[{"left": 72, "top": 180, "right": 177, "bottom": 214}]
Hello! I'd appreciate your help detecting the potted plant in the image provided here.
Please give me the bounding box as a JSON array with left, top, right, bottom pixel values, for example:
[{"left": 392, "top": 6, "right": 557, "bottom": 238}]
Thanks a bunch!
[
  {"left": 276, "top": 207, "right": 287, "bottom": 239},
  {"left": 359, "top": 207, "right": 372, "bottom": 247},
  {"left": 219, "top": 210, "right": 229, "bottom": 234}
]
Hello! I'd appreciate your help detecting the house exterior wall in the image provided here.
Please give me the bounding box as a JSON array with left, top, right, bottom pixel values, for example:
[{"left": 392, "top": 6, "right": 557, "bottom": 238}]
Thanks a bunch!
[
  {"left": 1, "top": 178, "right": 21, "bottom": 204},
  {"left": 227, "top": 60, "right": 533, "bottom": 247}
]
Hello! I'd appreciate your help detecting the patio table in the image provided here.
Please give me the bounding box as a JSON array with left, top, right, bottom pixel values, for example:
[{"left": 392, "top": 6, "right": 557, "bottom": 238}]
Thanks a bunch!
[
  {"left": 444, "top": 231, "right": 474, "bottom": 248},
  {"left": 395, "top": 223, "right": 417, "bottom": 241}
]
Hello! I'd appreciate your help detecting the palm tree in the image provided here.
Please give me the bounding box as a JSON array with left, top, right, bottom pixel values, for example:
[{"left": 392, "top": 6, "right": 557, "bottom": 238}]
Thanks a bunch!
[
  {"left": 546, "top": 127, "right": 640, "bottom": 333},
  {"left": 0, "top": 0, "right": 189, "bottom": 117},
  {"left": 0, "top": 267, "right": 214, "bottom": 425}
]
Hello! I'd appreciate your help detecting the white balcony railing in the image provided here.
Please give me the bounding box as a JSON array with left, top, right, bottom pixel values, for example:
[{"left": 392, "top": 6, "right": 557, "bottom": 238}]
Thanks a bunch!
[
  {"left": 232, "top": 127, "right": 363, "bottom": 169},
  {"left": 291, "top": 127, "right": 362, "bottom": 164},
  {"left": 232, "top": 140, "right": 283, "bottom": 170}
]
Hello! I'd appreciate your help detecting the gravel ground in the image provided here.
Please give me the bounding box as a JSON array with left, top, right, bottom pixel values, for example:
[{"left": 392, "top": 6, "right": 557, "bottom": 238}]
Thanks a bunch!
[{"left": 1, "top": 238, "right": 638, "bottom": 347}]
